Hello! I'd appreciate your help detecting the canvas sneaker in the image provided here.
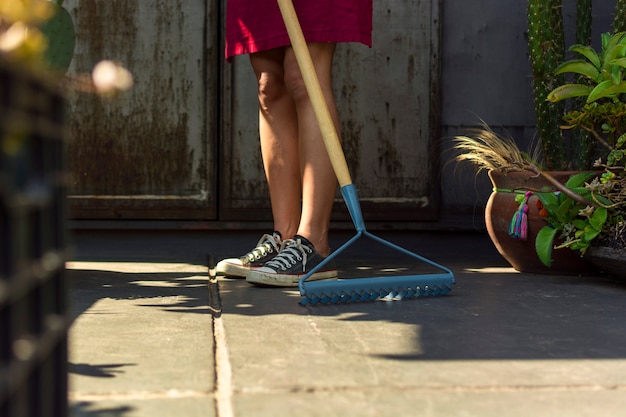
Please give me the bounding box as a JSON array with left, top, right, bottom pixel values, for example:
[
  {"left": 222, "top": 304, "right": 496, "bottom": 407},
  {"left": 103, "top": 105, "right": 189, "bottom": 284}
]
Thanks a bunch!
[
  {"left": 216, "top": 232, "right": 282, "bottom": 277},
  {"left": 246, "top": 235, "right": 337, "bottom": 287}
]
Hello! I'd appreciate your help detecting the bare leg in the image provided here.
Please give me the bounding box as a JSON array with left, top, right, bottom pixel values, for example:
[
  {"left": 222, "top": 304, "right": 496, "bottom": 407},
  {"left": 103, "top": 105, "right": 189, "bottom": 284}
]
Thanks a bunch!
[
  {"left": 283, "top": 43, "right": 339, "bottom": 257},
  {"left": 249, "top": 49, "right": 301, "bottom": 240},
  {"left": 250, "top": 44, "right": 339, "bottom": 257}
]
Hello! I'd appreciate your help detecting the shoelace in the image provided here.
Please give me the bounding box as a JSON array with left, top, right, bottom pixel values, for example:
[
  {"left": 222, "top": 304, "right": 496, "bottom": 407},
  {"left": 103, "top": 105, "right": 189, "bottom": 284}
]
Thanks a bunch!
[
  {"left": 264, "top": 238, "right": 313, "bottom": 271},
  {"left": 244, "top": 233, "right": 280, "bottom": 262}
]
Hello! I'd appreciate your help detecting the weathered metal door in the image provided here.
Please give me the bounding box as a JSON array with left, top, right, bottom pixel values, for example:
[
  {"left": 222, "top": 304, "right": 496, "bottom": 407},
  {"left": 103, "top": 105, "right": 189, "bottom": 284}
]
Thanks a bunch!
[
  {"left": 222, "top": 0, "right": 442, "bottom": 222},
  {"left": 65, "top": 0, "right": 441, "bottom": 222},
  {"left": 65, "top": 0, "right": 217, "bottom": 220}
]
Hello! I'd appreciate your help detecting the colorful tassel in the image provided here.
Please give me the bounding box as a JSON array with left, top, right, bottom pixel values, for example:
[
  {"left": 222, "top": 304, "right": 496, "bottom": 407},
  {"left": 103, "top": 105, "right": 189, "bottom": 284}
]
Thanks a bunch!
[{"left": 509, "top": 191, "right": 532, "bottom": 240}]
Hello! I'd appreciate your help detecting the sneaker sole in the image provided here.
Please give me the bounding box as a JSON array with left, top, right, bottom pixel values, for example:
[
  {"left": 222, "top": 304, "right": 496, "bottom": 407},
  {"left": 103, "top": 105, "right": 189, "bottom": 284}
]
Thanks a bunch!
[
  {"left": 216, "top": 262, "right": 256, "bottom": 278},
  {"left": 246, "top": 269, "right": 338, "bottom": 287}
]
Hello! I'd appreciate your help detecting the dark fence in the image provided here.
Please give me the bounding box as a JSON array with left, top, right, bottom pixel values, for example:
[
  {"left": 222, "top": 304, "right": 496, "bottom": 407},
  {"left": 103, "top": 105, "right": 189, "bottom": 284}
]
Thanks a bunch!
[{"left": 0, "top": 58, "right": 69, "bottom": 417}]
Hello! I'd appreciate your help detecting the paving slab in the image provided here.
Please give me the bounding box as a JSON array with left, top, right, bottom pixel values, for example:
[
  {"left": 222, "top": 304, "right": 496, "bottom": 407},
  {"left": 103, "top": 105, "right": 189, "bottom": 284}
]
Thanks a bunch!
[
  {"left": 66, "top": 230, "right": 626, "bottom": 417},
  {"left": 230, "top": 390, "right": 626, "bottom": 417},
  {"left": 67, "top": 232, "right": 218, "bottom": 417},
  {"left": 216, "top": 231, "right": 626, "bottom": 417}
]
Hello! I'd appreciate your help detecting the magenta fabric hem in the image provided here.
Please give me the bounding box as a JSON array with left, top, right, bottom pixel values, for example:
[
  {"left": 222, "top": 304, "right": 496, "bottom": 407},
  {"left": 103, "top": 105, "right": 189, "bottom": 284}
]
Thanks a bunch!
[
  {"left": 225, "top": 31, "right": 372, "bottom": 61},
  {"left": 225, "top": 0, "right": 373, "bottom": 61}
]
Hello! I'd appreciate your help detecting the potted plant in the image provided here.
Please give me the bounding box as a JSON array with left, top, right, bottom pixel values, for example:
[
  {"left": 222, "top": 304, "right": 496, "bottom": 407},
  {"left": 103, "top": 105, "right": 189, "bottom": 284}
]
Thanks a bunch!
[
  {"left": 454, "top": 125, "right": 597, "bottom": 274},
  {"left": 535, "top": 30, "right": 626, "bottom": 276},
  {"left": 454, "top": 0, "right": 626, "bottom": 274}
]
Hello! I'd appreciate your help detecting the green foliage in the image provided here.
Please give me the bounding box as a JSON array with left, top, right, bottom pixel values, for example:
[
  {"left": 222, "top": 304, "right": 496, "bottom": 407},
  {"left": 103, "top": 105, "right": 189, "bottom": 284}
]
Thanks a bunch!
[
  {"left": 535, "top": 227, "right": 558, "bottom": 267},
  {"left": 539, "top": 30, "right": 626, "bottom": 266},
  {"left": 548, "top": 32, "right": 626, "bottom": 104},
  {"left": 459, "top": 3, "right": 626, "bottom": 269},
  {"left": 528, "top": 1, "right": 626, "bottom": 171},
  {"left": 560, "top": 100, "right": 626, "bottom": 152},
  {"left": 534, "top": 172, "right": 608, "bottom": 266}
]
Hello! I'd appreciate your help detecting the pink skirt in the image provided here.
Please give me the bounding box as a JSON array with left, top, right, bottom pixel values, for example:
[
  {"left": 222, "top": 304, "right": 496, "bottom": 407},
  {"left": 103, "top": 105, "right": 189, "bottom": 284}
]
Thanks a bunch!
[{"left": 225, "top": 0, "right": 373, "bottom": 60}]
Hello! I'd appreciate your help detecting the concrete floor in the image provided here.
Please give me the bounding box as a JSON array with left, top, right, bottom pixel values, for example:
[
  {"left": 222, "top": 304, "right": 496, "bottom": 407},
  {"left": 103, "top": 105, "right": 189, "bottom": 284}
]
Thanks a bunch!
[{"left": 66, "top": 230, "right": 626, "bottom": 417}]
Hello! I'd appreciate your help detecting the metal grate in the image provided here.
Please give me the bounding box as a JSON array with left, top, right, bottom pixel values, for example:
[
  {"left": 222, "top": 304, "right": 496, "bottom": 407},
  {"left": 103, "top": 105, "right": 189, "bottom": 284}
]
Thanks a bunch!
[{"left": 0, "top": 58, "right": 69, "bottom": 417}]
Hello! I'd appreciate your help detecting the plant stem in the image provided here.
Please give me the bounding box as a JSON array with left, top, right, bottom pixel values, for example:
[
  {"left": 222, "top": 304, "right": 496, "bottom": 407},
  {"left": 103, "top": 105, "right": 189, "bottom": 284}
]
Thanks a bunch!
[
  {"left": 521, "top": 163, "right": 596, "bottom": 206},
  {"left": 580, "top": 125, "right": 615, "bottom": 151}
]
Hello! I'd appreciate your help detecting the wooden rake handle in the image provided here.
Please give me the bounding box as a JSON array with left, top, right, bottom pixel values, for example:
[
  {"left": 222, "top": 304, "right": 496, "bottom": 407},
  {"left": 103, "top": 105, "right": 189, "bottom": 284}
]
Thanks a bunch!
[{"left": 276, "top": 0, "right": 353, "bottom": 188}]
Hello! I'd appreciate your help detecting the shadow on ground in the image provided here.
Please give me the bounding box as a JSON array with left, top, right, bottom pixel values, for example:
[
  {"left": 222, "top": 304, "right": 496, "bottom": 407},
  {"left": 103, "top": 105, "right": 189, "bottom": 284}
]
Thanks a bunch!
[{"left": 69, "top": 229, "right": 626, "bottom": 364}]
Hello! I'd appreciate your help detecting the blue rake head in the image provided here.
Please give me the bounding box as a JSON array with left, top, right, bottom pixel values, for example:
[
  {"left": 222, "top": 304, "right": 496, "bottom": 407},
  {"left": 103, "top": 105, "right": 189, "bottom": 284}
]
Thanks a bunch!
[
  {"left": 298, "top": 185, "right": 455, "bottom": 306},
  {"left": 299, "top": 273, "right": 455, "bottom": 306}
]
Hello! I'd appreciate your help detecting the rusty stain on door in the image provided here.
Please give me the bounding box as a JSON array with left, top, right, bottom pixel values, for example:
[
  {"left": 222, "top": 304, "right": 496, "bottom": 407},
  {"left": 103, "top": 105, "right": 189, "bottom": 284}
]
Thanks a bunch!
[{"left": 65, "top": 0, "right": 217, "bottom": 219}]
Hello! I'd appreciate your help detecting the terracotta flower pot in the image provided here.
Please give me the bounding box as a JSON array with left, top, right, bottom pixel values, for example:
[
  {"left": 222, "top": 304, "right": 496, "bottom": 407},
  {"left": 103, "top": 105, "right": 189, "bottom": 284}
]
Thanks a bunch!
[{"left": 485, "top": 170, "right": 597, "bottom": 274}]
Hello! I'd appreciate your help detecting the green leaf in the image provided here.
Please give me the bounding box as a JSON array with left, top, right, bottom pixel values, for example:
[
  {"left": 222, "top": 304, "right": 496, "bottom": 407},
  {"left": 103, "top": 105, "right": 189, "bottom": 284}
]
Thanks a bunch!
[
  {"left": 608, "top": 44, "right": 626, "bottom": 64},
  {"left": 603, "top": 33, "right": 626, "bottom": 65},
  {"left": 557, "top": 199, "right": 574, "bottom": 222},
  {"left": 565, "top": 171, "right": 596, "bottom": 188},
  {"left": 587, "top": 80, "right": 626, "bottom": 103},
  {"left": 600, "top": 68, "right": 613, "bottom": 82},
  {"left": 572, "top": 219, "right": 588, "bottom": 229},
  {"left": 601, "top": 32, "right": 611, "bottom": 50},
  {"left": 536, "top": 226, "right": 558, "bottom": 267},
  {"left": 611, "top": 65, "right": 622, "bottom": 84},
  {"left": 537, "top": 192, "right": 559, "bottom": 207},
  {"left": 570, "top": 188, "right": 592, "bottom": 201},
  {"left": 547, "top": 84, "right": 593, "bottom": 102},
  {"left": 583, "top": 227, "right": 601, "bottom": 242},
  {"left": 571, "top": 241, "right": 590, "bottom": 252},
  {"left": 569, "top": 44, "right": 601, "bottom": 68},
  {"left": 555, "top": 60, "right": 600, "bottom": 80},
  {"left": 589, "top": 207, "right": 608, "bottom": 229},
  {"left": 543, "top": 206, "right": 561, "bottom": 220},
  {"left": 611, "top": 57, "right": 626, "bottom": 69}
]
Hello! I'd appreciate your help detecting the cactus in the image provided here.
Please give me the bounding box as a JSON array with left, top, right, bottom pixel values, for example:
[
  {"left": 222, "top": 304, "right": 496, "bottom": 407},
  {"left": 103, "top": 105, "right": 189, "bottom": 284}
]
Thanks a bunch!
[
  {"left": 614, "top": 0, "right": 626, "bottom": 33},
  {"left": 526, "top": 0, "right": 622, "bottom": 170},
  {"left": 572, "top": 0, "right": 595, "bottom": 169},
  {"left": 528, "top": 0, "right": 567, "bottom": 170},
  {"left": 576, "top": 0, "right": 592, "bottom": 45}
]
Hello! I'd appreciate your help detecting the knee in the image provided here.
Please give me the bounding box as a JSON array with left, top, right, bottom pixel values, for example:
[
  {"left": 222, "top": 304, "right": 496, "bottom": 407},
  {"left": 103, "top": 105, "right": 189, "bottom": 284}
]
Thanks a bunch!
[
  {"left": 257, "top": 71, "right": 287, "bottom": 108},
  {"left": 283, "top": 66, "right": 309, "bottom": 104}
]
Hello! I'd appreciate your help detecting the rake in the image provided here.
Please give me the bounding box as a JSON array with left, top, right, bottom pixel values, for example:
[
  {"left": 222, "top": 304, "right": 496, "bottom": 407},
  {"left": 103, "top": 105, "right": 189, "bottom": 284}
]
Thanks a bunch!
[{"left": 276, "top": 0, "right": 455, "bottom": 305}]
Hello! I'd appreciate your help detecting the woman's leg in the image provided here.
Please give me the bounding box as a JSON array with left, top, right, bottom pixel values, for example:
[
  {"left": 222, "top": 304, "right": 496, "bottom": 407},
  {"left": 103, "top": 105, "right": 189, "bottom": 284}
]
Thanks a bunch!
[
  {"left": 249, "top": 48, "right": 301, "bottom": 240},
  {"left": 283, "top": 43, "right": 339, "bottom": 257}
]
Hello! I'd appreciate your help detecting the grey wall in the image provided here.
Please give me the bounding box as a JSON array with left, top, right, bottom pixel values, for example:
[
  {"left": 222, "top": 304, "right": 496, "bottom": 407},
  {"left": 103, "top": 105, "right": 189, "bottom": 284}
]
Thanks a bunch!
[{"left": 439, "top": 0, "right": 615, "bottom": 229}]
